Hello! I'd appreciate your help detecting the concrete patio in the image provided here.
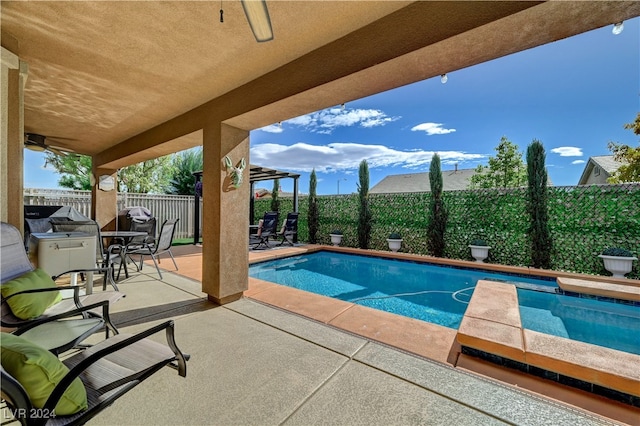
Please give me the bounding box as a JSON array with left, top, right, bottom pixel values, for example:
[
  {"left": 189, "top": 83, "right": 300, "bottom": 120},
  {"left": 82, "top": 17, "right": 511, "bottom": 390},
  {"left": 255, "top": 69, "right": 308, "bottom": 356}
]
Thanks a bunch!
[{"left": 75, "top": 252, "right": 636, "bottom": 426}]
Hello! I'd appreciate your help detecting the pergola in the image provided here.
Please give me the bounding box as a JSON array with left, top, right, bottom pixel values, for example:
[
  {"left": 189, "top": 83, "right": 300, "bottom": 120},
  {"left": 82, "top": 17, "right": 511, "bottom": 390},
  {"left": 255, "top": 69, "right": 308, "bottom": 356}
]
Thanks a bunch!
[{"left": 192, "top": 166, "right": 300, "bottom": 244}]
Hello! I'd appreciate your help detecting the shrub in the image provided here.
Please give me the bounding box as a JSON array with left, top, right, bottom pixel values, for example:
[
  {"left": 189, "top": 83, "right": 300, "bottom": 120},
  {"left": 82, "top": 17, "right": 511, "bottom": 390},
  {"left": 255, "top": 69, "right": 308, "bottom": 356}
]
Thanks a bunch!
[
  {"left": 470, "top": 239, "right": 487, "bottom": 246},
  {"left": 601, "top": 247, "right": 634, "bottom": 257}
]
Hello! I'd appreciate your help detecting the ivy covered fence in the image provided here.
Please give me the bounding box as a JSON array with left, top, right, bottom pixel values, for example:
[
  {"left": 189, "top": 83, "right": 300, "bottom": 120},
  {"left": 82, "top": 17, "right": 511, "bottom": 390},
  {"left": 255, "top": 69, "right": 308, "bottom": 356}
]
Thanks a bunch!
[{"left": 254, "top": 183, "right": 640, "bottom": 279}]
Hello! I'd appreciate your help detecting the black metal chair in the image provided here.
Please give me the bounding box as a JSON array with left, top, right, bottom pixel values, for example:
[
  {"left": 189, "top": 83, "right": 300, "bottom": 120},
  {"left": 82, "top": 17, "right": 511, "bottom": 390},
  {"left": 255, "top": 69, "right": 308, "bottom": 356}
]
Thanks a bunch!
[
  {"left": 277, "top": 212, "right": 299, "bottom": 246},
  {"left": 250, "top": 212, "right": 279, "bottom": 250},
  {"left": 123, "top": 219, "right": 179, "bottom": 280}
]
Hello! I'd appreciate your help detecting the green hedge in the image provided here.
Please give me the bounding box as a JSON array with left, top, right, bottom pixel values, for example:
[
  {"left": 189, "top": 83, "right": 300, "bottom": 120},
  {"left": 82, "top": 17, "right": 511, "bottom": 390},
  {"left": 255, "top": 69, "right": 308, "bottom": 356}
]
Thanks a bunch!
[{"left": 253, "top": 183, "right": 640, "bottom": 279}]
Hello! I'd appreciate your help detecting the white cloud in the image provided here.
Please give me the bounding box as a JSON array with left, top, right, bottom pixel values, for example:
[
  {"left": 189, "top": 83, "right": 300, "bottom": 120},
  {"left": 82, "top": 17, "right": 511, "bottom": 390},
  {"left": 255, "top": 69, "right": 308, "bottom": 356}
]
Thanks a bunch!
[
  {"left": 258, "top": 124, "right": 283, "bottom": 134},
  {"left": 259, "top": 107, "right": 400, "bottom": 134},
  {"left": 551, "top": 147, "right": 583, "bottom": 157},
  {"left": 572, "top": 160, "right": 586, "bottom": 165},
  {"left": 250, "top": 142, "right": 485, "bottom": 173},
  {"left": 411, "top": 122, "right": 456, "bottom": 136}
]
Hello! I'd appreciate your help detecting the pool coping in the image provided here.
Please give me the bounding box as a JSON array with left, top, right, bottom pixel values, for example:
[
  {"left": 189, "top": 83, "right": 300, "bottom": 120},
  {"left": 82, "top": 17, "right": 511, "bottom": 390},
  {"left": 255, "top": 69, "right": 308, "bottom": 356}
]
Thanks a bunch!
[
  {"left": 557, "top": 277, "right": 640, "bottom": 302},
  {"left": 457, "top": 280, "right": 640, "bottom": 403}
]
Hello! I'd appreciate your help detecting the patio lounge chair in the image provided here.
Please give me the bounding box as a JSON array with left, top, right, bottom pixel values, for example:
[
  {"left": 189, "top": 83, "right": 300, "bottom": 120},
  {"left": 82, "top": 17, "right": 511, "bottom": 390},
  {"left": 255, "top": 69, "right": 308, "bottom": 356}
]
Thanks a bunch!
[
  {"left": 277, "top": 212, "right": 299, "bottom": 246},
  {"left": 122, "top": 218, "right": 179, "bottom": 280},
  {"left": 8, "top": 300, "right": 115, "bottom": 356},
  {"left": 1, "top": 222, "right": 122, "bottom": 345},
  {"left": 250, "top": 211, "right": 278, "bottom": 250},
  {"left": 1, "top": 319, "right": 188, "bottom": 426}
]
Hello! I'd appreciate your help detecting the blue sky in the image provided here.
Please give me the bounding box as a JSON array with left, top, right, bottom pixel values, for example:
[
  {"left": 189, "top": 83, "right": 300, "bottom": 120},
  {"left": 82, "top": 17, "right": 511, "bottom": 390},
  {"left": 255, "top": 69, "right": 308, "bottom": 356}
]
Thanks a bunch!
[{"left": 26, "top": 18, "right": 639, "bottom": 195}]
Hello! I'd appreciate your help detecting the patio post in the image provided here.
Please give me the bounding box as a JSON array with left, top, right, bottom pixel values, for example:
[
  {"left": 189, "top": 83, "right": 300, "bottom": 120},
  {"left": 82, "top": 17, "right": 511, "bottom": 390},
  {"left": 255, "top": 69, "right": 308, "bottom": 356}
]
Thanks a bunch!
[
  {"left": 201, "top": 123, "right": 250, "bottom": 304},
  {"left": 249, "top": 180, "right": 255, "bottom": 225},
  {"left": 193, "top": 172, "right": 201, "bottom": 245},
  {"left": 1, "top": 45, "right": 27, "bottom": 230},
  {"left": 91, "top": 167, "right": 118, "bottom": 230}
]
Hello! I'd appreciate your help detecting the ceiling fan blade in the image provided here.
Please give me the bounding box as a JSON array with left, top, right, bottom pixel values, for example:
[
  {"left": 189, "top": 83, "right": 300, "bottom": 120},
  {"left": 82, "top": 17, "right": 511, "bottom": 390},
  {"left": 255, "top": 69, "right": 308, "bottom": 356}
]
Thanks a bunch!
[
  {"left": 24, "top": 132, "right": 75, "bottom": 156},
  {"left": 241, "top": 0, "right": 273, "bottom": 42}
]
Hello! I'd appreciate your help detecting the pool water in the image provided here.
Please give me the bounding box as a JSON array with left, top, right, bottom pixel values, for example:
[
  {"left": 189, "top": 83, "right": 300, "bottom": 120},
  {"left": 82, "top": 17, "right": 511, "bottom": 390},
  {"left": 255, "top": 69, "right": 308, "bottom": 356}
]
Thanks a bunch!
[
  {"left": 518, "top": 289, "right": 640, "bottom": 355},
  {"left": 249, "top": 251, "right": 555, "bottom": 329},
  {"left": 249, "top": 251, "right": 640, "bottom": 355}
]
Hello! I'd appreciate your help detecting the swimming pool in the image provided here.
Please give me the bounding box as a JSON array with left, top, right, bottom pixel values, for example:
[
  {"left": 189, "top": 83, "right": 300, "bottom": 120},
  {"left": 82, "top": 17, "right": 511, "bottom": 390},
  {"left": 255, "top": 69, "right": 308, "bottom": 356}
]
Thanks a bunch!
[
  {"left": 518, "top": 288, "right": 640, "bottom": 355},
  {"left": 249, "top": 251, "right": 640, "bottom": 355},
  {"left": 249, "top": 251, "right": 556, "bottom": 329}
]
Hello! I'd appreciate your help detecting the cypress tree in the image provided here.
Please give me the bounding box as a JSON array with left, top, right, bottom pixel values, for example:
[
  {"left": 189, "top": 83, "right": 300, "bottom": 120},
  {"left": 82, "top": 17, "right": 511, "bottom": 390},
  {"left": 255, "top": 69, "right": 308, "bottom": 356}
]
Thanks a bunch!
[
  {"left": 357, "top": 160, "right": 372, "bottom": 249},
  {"left": 308, "top": 169, "right": 319, "bottom": 244},
  {"left": 427, "top": 154, "right": 447, "bottom": 257},
  {"left": 270, "top": 178, "right": 280, "bottom": 212},
  {"left": 526, "top": 140, "right": 552, "bottom": 269}
]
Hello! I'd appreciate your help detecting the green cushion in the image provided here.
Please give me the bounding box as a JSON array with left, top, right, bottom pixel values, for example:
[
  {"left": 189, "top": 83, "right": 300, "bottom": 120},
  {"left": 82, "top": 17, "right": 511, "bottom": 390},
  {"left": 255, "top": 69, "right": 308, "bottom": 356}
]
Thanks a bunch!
[
  {"left": 1, "top": 269, "right": 62, "bottom": 320},
  {"left": 1, "top": 333, "right": 88, "bottom": 415}
]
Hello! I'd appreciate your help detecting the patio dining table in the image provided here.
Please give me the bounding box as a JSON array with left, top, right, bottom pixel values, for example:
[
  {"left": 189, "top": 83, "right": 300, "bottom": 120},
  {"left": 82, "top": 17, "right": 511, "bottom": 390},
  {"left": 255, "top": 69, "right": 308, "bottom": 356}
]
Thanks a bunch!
[{"left": 100, "top": 231, "right": 147, "bottom": 279}]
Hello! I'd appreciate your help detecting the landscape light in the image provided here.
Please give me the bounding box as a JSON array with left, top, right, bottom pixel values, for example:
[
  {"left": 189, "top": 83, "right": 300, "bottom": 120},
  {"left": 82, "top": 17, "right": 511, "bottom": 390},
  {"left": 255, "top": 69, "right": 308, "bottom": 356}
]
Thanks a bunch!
[{"left": 440, "top": 74, "right": 448, "bottom": 84}]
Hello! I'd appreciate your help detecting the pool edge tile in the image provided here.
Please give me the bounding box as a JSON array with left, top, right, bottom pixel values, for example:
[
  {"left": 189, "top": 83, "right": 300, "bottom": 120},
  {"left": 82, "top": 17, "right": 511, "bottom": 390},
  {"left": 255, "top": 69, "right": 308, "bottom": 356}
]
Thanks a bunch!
[
  {"left": 524, "top": 329, "right": 640, "bottom": 397},
  {"left": 557, "top": 277, "right": 640, "bottom": 302},
  {"left": 457, "top": 316, "right": 526, "bottom": 363},
  {"left": 465, "top": 280, "right": 521, "bottom": 327}
]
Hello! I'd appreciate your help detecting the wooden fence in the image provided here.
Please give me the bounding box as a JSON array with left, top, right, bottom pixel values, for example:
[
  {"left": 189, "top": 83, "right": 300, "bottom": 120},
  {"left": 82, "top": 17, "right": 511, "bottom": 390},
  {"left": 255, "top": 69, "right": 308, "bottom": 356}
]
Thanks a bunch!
[{"left": 24, "top": 188, "right": 200, "bottom": 240}]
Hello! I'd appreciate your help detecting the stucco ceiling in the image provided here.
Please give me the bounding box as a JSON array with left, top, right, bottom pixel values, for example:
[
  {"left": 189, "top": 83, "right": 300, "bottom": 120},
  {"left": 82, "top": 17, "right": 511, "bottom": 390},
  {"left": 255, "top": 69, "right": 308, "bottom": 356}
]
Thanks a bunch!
[{"left": 2, "top": 1, "right": 639, "bottom": 168}]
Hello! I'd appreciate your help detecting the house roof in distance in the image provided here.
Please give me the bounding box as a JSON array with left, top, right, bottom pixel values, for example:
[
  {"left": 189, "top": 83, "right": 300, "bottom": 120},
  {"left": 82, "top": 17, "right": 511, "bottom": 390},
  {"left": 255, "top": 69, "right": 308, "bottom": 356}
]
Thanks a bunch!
[
  {"left": 577, "top": 155, "right": 623, "bottom": 185},
  {"left": 370, "top": 167, "right": 477, "bottom": 194}
]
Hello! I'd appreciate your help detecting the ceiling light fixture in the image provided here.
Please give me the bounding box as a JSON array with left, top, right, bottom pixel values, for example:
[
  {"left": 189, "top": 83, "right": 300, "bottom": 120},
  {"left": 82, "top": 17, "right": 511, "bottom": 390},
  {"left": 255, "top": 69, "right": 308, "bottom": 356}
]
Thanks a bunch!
[
  {"left": 612, "top": 21, "right": 624, "bottom": 35},
  {"left": 25, "top": 143, "right": 46, "bottom": 152},
  {"left": 24, "top": 133, "right": 47, "bottom": 152},
  {"left": 440, "top": 74, "right": 448, "bottom": 84},
  {"left": 241, "top": 0, "right": 273, "bottom": 42}
]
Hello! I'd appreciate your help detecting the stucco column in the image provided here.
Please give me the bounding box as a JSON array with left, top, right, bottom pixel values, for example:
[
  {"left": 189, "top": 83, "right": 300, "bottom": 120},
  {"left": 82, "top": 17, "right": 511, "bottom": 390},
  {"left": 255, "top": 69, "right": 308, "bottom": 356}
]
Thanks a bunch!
[
  {"left": 91, "top": 167, "right": 118, "bottom": 230},
  {"left": 201, "top": 123, "right": 250, "bottom": 304},
  {"left": 1, "top": 46, "right": 26, "bottom": 230}
]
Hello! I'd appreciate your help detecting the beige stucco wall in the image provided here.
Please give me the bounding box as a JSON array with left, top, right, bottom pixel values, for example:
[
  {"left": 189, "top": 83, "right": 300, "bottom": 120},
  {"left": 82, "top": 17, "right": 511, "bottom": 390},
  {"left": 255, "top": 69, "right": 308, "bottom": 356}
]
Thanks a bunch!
[{"left": 1, "top": 46, "right": 26, "bottom": 230}]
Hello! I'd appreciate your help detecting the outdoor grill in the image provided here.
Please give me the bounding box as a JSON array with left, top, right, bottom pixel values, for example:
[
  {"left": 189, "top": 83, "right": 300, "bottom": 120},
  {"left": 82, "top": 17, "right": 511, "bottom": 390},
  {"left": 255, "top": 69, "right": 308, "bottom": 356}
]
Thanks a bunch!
[{"left": 117, "top": 206, "right": 156, "bottom": 239}]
